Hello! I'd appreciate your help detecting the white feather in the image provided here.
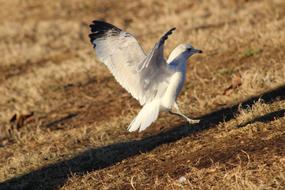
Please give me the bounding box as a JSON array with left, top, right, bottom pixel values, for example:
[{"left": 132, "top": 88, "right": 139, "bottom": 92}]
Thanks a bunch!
[{"left": 128, "top": 100, "right": 160, "bottom": 132}]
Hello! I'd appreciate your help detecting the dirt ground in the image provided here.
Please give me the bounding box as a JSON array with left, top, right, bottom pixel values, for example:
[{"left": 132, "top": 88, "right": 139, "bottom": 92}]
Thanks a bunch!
[{"left": 0, "top": 0, "right": 284, "bottom": 189}]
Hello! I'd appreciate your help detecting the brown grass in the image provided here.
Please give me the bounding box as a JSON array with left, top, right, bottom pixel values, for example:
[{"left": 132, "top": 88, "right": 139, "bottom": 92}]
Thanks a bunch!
[{"left": 0, "top": 0, "right": 284, "bottom": 189}]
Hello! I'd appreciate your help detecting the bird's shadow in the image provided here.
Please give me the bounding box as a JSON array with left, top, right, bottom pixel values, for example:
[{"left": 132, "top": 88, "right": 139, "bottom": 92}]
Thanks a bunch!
[{"left": 0, "top": 85, "right": 284, "bottom": 190}]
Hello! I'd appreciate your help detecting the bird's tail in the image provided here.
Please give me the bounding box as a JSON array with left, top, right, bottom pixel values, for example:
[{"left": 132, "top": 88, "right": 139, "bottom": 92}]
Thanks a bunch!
[{"left": 128, "top": 100, "right": 160, "bottom": 132}]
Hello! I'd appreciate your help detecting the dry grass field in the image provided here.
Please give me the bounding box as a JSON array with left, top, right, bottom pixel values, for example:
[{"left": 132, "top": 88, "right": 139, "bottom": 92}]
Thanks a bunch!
[{"left": 0, "top": 0, "right": 284, "bottom": 189}]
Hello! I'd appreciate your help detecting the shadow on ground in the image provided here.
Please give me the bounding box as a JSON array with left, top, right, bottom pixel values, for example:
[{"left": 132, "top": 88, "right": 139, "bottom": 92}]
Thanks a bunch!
[{"left": 0, "top": 85, "right": 284, "bottom": 190}]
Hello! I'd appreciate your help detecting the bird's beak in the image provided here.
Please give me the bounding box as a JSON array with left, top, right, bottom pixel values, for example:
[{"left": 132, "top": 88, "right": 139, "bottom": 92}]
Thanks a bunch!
[{"left": 194, "top": 49, "right": 203, "bottom": 54}]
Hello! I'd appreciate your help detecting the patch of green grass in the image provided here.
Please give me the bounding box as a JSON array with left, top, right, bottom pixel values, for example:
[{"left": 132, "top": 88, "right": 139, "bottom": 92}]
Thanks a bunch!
[
  {"left": 241, "top": 48, "right": 262, "bottom": 58},
  {"left": 217, "top": 68, "right": 235, "bottom": 76}
]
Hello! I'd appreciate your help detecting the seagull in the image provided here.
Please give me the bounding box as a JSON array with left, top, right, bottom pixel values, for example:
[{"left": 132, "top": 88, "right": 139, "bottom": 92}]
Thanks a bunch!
[{"left": 89, "top": 20, "right": 202, "bottom": 132}]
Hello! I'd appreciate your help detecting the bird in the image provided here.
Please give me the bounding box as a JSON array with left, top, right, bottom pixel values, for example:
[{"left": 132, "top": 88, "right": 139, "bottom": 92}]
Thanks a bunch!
[{"left": 89, "top": 20, "right": 202, "bottom": 132}]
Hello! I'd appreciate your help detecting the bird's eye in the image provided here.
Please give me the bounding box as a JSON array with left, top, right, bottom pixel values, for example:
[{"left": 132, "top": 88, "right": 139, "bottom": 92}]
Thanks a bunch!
[{"left": 187, "top": 48, "right": 192, "bottom": 51}]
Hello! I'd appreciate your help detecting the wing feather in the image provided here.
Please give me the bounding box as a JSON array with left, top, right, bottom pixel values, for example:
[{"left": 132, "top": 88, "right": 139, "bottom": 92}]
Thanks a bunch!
[
  {"left": 89, "top": 20, "right": 175, "bottom": 105},
  {"left": 138, "top": 28, "right": 176, "bottom": 104},
  {"left": 89, "top": 20, "right": 146, "bottom": 101}
]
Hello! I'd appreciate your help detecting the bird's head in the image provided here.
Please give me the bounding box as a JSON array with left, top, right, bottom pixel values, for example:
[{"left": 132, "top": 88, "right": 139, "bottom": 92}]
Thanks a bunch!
[{"left": 167, "top": 43, "right": 202, "bottom": 63}]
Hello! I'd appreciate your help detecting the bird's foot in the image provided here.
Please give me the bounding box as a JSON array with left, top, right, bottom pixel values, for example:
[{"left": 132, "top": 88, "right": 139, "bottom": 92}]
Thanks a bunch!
[{"left": 186, "top": 118, "right": 200, "bottom": 124}]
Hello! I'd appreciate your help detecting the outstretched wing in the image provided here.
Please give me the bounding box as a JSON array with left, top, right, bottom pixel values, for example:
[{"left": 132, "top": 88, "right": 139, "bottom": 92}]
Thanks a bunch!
[
  {"left": 138, "top": 28, "right": 176, "bottom": 104},
  {"left": 89, "top": 20, "right": 175, "bottom": 105},
  {"left": 89, "top": 20, "right": 146, "bottom": 102},
  {"left": 138, "top": 27, "right": 176, "bottom": 70}
]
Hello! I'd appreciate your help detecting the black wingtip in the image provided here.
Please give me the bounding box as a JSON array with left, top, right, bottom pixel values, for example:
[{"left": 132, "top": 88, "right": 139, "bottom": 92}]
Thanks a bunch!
[
  {"left": 167, "top": 27, "right": 176, "bottom": 35},
  {"left": 159, "top": 27, "right": 177, "bottom": 46},
  {"left": 89, "top": 20, "right": 121, "bottom": 46},
  {"left": 89, "top": 20, "right": 120, "bottom": 32}
]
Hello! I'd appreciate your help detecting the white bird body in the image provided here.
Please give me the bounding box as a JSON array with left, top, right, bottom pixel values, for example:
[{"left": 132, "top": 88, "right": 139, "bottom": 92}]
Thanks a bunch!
[
  {"left": 129, "top": 58, "right": 187, "bottom": 132},
  {"left": 89, "top": 21, "right": 202, "bottom": 132},
  {"left": 161, "top": 58, "right": 187, "bottom": 111}
]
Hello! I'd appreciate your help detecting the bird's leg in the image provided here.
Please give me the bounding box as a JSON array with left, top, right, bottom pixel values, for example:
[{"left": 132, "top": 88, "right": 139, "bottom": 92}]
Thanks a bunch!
[{"left": 169, "top": 102, "right": 200, "bottom": 124}]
